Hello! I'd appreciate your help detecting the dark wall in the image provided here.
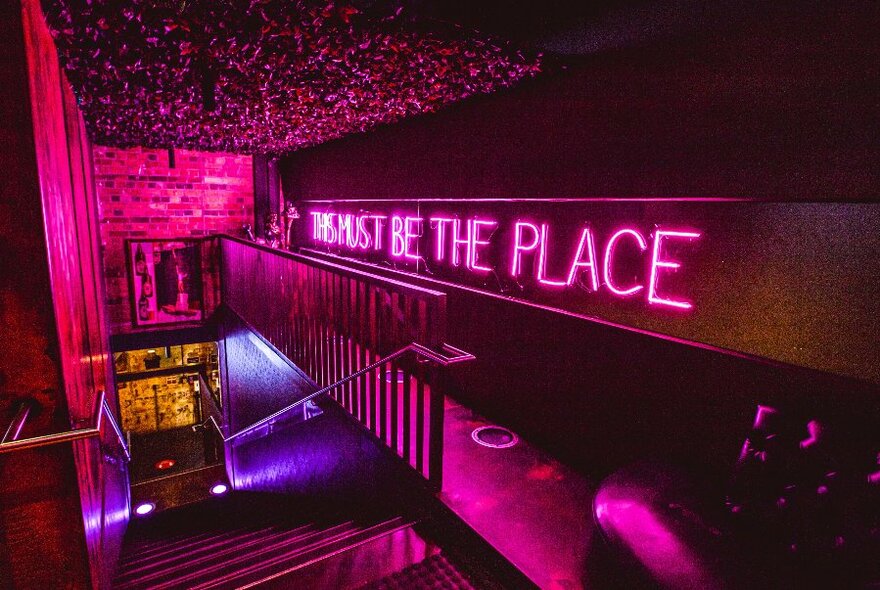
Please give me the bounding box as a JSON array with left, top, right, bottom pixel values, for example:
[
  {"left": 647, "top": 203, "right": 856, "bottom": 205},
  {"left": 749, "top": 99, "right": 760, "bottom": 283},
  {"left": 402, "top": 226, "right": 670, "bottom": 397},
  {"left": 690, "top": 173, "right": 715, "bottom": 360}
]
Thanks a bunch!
[
  {"left": 437, "top": 280, "right": 880, "bottom": 476},
  {"left": 0, "top": 2, "right": 90, "bottom": 588},
  {"left": 279, "top": 0, "right": 880, "bottom": 380},
  {"left": 279, "top": 0, "right": 879, "bottom": 473},
  {"left": 292, "top": 201, "right": 880, "bottom": 384},
  {"left": 298, "top": 250, "right": 880, "bottom": 478},
  {"left": 0, "top": 2, "right": 129, "bottom": 588},
  {"left": 0, "top": 0, "right": 61, "bottom": 436},
  {"left": 283, "top": 1, "right": 877, "bottom": 202}
]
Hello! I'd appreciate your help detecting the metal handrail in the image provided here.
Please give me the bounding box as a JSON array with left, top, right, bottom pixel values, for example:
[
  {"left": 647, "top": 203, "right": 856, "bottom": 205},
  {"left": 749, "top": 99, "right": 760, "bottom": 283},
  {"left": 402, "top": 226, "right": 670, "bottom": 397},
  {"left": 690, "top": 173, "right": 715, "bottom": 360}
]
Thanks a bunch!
[
  {"left": 0, "top": 390, "right": 131, "bottom": 461},
  {"left": 196, "top": 372, "right": 223, "bottom": 425},
  {"left": 201, "top": 341, "right": 474, "bottom": 443},
  {"left": 101, "top": 398, "right": 131, "bottom": 462},
  {"left": 1, "top": 402, "right": 33, "bottom": 444}
]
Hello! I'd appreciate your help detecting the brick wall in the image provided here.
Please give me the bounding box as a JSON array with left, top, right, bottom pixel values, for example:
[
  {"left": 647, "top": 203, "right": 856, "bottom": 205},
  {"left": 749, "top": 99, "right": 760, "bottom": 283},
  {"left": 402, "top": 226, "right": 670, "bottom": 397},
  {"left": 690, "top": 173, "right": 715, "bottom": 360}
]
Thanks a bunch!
[{"left": 93, "top": 146, "right": 253, "bottom": 331}]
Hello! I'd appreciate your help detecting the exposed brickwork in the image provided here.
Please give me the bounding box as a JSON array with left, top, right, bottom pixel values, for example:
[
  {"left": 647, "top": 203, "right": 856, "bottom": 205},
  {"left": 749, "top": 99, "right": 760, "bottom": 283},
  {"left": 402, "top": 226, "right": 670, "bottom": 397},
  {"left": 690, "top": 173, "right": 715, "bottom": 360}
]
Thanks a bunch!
[{"left": 93, "top": 146, "right": 253, "bottom": 330}]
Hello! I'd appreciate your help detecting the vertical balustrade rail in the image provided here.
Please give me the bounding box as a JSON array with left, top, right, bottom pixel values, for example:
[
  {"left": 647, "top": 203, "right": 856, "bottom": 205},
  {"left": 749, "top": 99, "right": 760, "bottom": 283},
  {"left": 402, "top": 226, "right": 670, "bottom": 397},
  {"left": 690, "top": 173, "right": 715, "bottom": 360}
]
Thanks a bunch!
[{"left": 219, "top": 236, "right": 449, "bottom": 487}]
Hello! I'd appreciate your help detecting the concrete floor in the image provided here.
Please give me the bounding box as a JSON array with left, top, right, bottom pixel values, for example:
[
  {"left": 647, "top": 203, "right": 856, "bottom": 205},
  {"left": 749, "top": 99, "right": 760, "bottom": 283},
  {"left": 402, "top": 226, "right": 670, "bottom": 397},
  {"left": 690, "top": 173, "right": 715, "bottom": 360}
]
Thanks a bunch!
[
  {"left": 441, "top": 397, "right": 596, "bottom": 590},
  {"left": 128, "top": 425, "right": 220, "bottom": 483}
]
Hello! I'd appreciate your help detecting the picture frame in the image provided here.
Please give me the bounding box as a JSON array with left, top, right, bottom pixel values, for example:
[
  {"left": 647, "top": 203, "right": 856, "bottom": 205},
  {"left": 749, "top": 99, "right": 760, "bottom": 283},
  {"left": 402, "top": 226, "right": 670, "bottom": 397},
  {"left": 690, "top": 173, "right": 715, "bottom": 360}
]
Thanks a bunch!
[{"left": 126, "top": 238, "right": 205, "bottom": 327}]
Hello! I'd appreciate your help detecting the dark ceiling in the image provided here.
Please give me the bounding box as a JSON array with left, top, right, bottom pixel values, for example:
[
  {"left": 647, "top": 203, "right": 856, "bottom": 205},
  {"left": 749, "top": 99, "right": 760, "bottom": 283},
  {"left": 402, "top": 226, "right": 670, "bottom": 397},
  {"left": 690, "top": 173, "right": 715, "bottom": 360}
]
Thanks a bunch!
[
  {"left": 42, "top": 0, "right": 543, "bottom": 155},
  {"left": 406, "top": 0, "right": 650, "bottom": 44}
]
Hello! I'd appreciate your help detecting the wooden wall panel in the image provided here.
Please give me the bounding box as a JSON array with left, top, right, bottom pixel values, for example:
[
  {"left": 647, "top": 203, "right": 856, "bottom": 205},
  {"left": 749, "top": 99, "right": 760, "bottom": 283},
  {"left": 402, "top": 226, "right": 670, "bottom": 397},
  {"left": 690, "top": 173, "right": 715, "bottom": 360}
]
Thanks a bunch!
[
  {"left": 17, "top": 0, "right": 129, "bottom": 588},
  {"left": 298, "top": 250, "right": 880, "bottom": 481},
  {"left": 0, "top": 0, "right": 90, "bottom": 587},
  {"left": 282, "top": 2, "right": 878, "bottom": 203}
]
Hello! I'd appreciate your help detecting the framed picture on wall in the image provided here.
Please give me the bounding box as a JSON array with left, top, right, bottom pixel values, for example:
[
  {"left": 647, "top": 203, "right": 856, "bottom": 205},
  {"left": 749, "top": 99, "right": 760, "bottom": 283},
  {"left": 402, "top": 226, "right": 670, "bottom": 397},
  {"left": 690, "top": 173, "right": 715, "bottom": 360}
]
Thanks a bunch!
[{"left": 126, "top": 239, "right": 204, "bottom": 327}]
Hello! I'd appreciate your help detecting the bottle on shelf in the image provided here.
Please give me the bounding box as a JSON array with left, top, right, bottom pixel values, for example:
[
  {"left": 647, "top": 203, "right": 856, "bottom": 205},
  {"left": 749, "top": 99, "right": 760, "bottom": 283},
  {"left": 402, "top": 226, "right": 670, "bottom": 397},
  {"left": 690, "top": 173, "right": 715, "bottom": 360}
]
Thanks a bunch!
[
  {"left": 134, "top": 243, "right": 147, "bottom": 275},
  {"left": 141, "top": 272, "right": 153, "bottom": 297},
  {"left": 137, "top": 292, "right": 151, "bottom": 321}
]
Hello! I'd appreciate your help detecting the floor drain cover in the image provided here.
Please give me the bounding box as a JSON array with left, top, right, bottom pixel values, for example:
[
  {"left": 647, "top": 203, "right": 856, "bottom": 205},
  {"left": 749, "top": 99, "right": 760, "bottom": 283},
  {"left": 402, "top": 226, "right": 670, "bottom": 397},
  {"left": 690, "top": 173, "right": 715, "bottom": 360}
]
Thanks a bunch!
[{"left": 471, "top": 425, "right": 518, "bottom": 448}]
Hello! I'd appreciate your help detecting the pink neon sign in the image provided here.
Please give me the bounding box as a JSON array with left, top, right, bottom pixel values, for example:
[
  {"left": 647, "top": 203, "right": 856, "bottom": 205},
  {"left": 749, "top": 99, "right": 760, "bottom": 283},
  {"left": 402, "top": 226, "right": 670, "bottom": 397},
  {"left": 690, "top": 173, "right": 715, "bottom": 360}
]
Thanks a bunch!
[
  {"left": 603, "top": 228, "right": 647, "bottom": 296},
  {"left": 648, "top": 230, "right": 701, "bottom": 310},
  {"left": 566, "top": 227, "right": 600, "bottom": 291},
  {"left": 309, "top": 210, "right": 702, "bottom": 312},
  {"left": 511, "top": 221, "right": 540, "bottom": 277},
  {"left": 471, "top": 219, "right": 496, "bottom": 272}
]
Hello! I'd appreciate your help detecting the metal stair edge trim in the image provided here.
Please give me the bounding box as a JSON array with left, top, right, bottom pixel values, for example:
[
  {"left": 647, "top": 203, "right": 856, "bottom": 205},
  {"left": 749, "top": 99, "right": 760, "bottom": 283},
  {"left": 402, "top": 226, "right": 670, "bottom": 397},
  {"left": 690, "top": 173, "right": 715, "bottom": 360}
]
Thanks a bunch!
[
  {"left": 203, "top": 517, "right": 419, "bottom": 590},
  {"left": 113, "top": 521, "right": 359, "bottom": 590},
  {"left": 120, "top": 521, "right": 291, "bottom": 563},
  {"left": 114, "top": 523, "right": 316, "bottom": 581}
]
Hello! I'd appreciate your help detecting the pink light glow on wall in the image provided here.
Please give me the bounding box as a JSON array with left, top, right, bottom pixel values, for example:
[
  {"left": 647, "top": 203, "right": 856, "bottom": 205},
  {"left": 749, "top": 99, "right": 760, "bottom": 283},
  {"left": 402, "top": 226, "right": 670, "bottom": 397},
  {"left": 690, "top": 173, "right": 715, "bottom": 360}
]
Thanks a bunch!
[
  {"left": 648, "top": 229, "right": 701, "bottom": 310},
  {"left": 431, "top": 217, "right": 454, "bottom": 261},
  {"left": 451, "top": 218, "right": 471, "bottom": 267},
  {"left": 537, "top": 224, "right": 568, "bottom": 286},
  {"left": 603, "top": 228, "right": 648, "bottom": 296},
  {"left": 471, "top": 219, "right": 497, "bottom": 272},
  {"left": 369, "top": 215, "right": 386, "bottom": 250},
  {"left": 405, "top": 217, "right": 423, "bottom": 260},
  {"left": 430, "top": 217, "right": 498, "bottom": 272},
  {"left": 511, "top": 221, "right": 541, "bottom": 277},
  {"left": 566, "top": 227, "right": 600, "bottom": 291},
  {"left": 390, "top": 216, "right": 405, "bottom": 257},
  {"left": 312, "top": 212, "right": 379, "bottom": 251},
  {"left": 337, "top": 213, "right": 353, "bottom": 247},
  {"left": 390, "top": 215, "right": 423, "bottom": 260}
]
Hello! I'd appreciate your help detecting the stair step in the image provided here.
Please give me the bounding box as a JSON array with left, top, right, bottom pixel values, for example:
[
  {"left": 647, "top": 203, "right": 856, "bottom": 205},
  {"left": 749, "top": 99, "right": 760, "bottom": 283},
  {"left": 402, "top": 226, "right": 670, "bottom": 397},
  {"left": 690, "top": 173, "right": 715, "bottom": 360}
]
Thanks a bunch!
[
  {"left": 120, "top": 524, "right": 285, "bottom": 568},
  {"left": 114, "top": 523, "right": 314, "bottom": 583},
  {"left": 157, "top": 520, "right": 368, "bottom": 590},
  {"left": 113, "top": 520, "right": 362, "bottom": 590},
  {"left": 193, "top": 516, "right": 416, "bottom": 590},
  {"left": 119, "top": 504, "right": 324, "bottom": 566},
  {"left": 235, "top": 519, "right": 434, "bottom": 590},
  {"left": 125, "top": 523, "right": 264, "bottom": 553},
  {"left": 120, "top": 507, "right": 303, "bottom": 559}
]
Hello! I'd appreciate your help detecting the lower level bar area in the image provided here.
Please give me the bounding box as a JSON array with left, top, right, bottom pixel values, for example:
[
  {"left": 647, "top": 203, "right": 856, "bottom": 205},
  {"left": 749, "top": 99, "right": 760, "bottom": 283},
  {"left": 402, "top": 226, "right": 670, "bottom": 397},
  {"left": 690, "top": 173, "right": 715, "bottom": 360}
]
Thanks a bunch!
[{"left": 2, "top": 0, "right": 878, "bottom": 588}]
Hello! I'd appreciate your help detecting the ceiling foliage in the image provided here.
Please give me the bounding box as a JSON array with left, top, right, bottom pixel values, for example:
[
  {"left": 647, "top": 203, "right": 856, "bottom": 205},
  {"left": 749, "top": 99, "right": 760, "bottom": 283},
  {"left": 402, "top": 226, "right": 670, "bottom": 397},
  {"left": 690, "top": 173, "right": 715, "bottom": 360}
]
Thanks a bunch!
[{"left": 41, "top": 0, "right": 541, "bottom": 155}]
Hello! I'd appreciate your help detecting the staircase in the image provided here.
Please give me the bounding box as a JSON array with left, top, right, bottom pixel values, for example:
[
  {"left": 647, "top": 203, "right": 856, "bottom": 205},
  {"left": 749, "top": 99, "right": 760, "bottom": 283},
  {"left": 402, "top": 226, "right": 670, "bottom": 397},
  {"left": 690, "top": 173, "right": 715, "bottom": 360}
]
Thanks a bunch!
[
  {"left": 112, "top": 495, "right": 428, "bottom": 590},
  {"left": 358, "top": 554, "right": 479, "bottom": 590}
]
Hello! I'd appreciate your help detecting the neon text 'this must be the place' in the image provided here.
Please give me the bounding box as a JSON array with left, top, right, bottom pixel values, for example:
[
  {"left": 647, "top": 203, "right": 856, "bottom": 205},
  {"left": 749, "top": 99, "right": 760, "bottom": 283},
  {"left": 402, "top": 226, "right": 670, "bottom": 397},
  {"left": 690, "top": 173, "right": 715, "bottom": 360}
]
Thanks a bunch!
[{"left": 309, "top": 211, "right": 702, "bottom": 311}]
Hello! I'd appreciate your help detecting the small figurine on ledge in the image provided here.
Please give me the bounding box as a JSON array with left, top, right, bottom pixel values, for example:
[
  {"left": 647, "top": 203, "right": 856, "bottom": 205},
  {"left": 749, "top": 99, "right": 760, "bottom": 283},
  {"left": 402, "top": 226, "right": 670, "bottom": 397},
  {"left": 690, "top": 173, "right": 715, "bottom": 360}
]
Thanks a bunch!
[
  {"left": 264, "top": 212, "right": 284, "bottom": 248},
  {"left": 242, "top": 223, "right": 257, "bottom": 242},
  {"left": 283, "top": 201, "right": 300, "bottom": 249}
]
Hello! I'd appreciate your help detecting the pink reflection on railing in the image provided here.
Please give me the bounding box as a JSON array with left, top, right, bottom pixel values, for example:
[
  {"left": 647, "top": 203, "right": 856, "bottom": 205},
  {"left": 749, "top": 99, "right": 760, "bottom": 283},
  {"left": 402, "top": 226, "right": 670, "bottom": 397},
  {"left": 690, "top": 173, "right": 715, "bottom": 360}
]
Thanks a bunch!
[{"left": 594, "top": 499, "right": 720, "bottom": 588}]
